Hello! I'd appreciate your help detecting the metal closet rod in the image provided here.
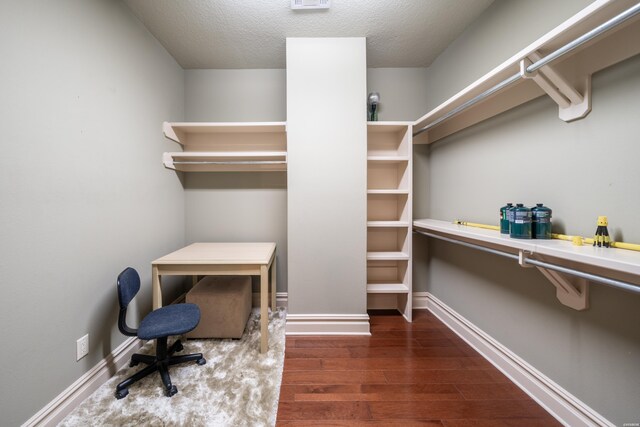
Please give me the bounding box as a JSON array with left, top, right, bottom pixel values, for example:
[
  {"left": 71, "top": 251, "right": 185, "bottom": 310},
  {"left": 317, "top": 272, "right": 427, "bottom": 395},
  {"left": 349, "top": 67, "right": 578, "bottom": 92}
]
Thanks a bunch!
[
  {"left": 172, "top": 160, "right": 287, "bottom": 165},
  {"left": 414, "top": 230, "right": 640, "bottom": 295},
  {"left": 414, "top": 2, "right": 640, "bottom": 137}
]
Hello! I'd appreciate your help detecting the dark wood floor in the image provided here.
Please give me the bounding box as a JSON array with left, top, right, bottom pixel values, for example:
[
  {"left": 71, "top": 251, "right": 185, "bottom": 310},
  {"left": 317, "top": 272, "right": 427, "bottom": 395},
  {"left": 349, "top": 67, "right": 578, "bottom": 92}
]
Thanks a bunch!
[{"left": 276, "top": 309, "right": 560, "bottom": 426}]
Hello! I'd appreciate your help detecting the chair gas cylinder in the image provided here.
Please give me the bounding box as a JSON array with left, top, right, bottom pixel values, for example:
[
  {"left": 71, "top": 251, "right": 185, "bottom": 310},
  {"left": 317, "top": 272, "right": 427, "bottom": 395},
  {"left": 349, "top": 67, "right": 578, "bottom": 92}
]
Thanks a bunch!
[
  {"left": 500, "top": 203, "right": 513, "bottom": 234},
  {"left": 531, "top": 203, "right": 552, "bottom": 239},
  {"left": 510, "top": 204, "right": 532, "bottom": 239}
]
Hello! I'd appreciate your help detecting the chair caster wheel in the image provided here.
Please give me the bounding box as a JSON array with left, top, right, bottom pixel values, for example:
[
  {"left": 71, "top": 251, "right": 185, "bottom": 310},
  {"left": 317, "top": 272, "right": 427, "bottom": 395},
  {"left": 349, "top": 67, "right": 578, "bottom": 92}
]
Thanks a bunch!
[
  {"left": 174, "top": 341, "right": 184, "bottom": 352},
  {"left": 129, "top": 360, "right": 139, "bottom": 367},
  {"left": 115, "top": 389, "right": 129, "bottom": 399},
  {"left": 197, "top": 357, "right": 206, "bottom": 365},
  {"left": 166, "top": 385, "right": 178, "bottom": 397}
]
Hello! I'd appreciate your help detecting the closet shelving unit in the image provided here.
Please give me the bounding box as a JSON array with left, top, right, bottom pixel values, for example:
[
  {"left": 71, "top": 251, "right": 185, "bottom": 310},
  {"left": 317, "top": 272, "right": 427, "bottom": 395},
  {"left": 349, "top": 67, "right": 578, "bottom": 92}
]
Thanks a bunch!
[
  {"left": 414, "top": 219, "right": 640, "bottom": 310},
  {"left": 367, "top": 122, "right": 413, "bottom": 321},
  {"left": 413, "top": 0, "right": 640, "bottom": 144},
  {"left": 162, "top": 122, "right": 287, "bottom": 172},
  {"left": 411, "top": 0, "right": 640, "bottom": 310}
]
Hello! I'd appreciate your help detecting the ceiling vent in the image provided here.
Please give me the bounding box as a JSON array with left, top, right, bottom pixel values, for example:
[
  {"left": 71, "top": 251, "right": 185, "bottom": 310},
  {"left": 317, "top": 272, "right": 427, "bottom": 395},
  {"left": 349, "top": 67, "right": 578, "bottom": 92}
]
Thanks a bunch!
[{"left": 291, "top": 0, "right": 330, "bottom": 10}]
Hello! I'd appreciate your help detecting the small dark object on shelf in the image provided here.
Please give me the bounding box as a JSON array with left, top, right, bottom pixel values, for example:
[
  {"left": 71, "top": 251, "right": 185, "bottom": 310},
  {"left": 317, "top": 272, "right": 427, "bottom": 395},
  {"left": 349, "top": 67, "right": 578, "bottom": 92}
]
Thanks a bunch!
[{"left": 593, "top": 215, "right": 610, "bottom": 248}]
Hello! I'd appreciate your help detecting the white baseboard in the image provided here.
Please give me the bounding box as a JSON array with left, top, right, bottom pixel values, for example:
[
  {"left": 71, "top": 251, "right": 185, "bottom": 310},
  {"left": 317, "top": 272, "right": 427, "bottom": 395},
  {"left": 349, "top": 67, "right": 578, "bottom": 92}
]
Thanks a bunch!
[
  {"left": 23, "top": 337, "right": 142, "bottom": 427},
  {"left": 412, "top": 291, "right": 429, "bottom": 309},
  {"left": 285, "top": 313, "right": 371, "bottom": 335},
  {"left": 254, "top": 292, "right": 370, "bottom": 335},
  {"left": 424, "top": 292, "right": 612, "bottom": 427}
]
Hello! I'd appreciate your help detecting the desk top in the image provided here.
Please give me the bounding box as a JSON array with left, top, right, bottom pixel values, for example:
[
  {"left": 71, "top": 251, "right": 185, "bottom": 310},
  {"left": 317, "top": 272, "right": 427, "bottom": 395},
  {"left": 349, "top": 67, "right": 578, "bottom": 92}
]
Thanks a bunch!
[{"left": 152, "top": 242, "right": 276, "bottom": 265}]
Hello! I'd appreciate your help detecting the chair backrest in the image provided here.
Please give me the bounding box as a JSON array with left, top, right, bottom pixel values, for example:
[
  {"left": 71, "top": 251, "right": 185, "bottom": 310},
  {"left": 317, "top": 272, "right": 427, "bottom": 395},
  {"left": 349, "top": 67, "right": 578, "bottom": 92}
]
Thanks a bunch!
[{"left": 117, "top": 267, "right": 140, "bottom": 337}]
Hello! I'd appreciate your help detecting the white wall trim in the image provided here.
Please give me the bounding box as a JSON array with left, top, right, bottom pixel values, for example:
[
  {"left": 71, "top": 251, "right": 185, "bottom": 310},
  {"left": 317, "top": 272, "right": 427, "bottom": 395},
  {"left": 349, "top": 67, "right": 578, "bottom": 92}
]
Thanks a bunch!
[
  {"left": 285, "top": 313, "right": 371, "bottom": 335},
  {"left": 423, "top": 292, "right": 613, "bottom": 427},
  {"left": 23, "top": 337, "right": 142, "bottom": 427},
  {"left": 412, "top": 291, "right": 429, "bottom": 309},
  {"left": 259, "top": 292, "right": 371, "bottom": 335}
]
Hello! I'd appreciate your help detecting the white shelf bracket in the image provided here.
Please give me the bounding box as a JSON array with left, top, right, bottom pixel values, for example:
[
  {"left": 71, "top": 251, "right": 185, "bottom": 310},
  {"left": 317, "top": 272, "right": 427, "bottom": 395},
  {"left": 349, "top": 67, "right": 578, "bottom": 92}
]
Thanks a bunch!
[
  {"left": 518, "top": 250, "right": 535, "bottom": 268},
  {"left": 536, "top": 267, "right": 589, "bottom": 311},
  {"left": 520, "top": 52, "right": 592, "bottom": 122},
  {"left": 162, "top": 152, "right": 176, "bottom": 170},
  {"left": 519, "top": 250, "right": 589, "bottom": 310}
]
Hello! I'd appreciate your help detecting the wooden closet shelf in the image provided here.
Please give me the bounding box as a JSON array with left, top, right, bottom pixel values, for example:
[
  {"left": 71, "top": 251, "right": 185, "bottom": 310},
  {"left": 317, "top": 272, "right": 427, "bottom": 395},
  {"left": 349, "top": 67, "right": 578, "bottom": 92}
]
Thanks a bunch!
[
  {"left": 413, "top": 218, "right": 640, "bottom": 310},
  {"left": 162, "top": 122, "right": 287, "bottom": 172},
  {"left": 366, "top": 283, "right": 410, "bottom": 294}
]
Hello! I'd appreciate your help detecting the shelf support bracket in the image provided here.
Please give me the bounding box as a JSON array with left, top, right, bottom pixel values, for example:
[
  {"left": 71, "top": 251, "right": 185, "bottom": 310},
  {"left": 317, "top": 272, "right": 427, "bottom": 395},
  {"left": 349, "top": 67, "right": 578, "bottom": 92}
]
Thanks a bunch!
[
  {"left": 520, "top": 51, "right": 591, "bottom": 122},
  {"left": 519, "top": 250, "right": 589, "bottom": 310},
  {"left": 537, "top": 267, "right": 589, "bottom": 311},
  {"left": 518, "top": 250, "right": 535, "bottom": 268}
]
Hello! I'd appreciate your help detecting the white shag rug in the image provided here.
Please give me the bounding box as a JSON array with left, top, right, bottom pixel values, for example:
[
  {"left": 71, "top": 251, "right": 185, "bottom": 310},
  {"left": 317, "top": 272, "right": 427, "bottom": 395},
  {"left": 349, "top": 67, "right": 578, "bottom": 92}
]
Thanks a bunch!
[{"left": 60, "top": 307, "right": 286, "bottom": 427}]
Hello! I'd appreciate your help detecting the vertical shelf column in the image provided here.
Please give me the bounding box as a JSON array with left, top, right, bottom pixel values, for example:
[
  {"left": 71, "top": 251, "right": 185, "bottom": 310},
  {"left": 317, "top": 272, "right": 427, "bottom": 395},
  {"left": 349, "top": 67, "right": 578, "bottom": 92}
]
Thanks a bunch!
[
  {"left": 366, "top": 123, "right": 413, "bottom": 321},
  {"left": 286, "top": 38, "right": 369, "bottom": 335}
]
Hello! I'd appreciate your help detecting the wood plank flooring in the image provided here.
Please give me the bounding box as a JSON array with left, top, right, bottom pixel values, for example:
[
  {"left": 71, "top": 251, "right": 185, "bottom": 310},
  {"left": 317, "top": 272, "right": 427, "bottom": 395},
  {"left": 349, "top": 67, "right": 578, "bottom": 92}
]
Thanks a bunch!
[{"left": 276, "top": 310, "right": 560, "bottom": 426}]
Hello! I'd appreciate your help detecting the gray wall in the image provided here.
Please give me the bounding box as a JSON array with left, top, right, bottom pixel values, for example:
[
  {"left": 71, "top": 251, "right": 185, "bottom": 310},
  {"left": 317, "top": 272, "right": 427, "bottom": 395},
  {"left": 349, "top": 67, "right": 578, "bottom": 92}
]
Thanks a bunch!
[
  {"left": 414, "top": 0, "right": 640, "bottom": 423},
  {"left": 185, "top": 69, "right": 287, "bottom": 122},
  {"left": 0, "top": 1, "right": 185, "bottom": 425},
  {"left": 183, "top": 68, "right": 429, "bottom": 294},
  {"left": 367, "top": 68, "right": 430, "bottom": 121},
  {"left": 183, "top": 69, "right": 288, "bottom": 292}
]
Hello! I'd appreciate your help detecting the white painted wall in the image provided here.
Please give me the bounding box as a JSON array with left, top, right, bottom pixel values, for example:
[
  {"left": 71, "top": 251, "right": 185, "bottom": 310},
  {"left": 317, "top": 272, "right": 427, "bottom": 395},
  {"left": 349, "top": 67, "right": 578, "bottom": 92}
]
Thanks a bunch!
[
  {"left": 414, "top": 0, "right": 640, "bottom": 423},
  {"left": 286, "top": 38, "right": 367, "bottom": 315},
  {"left": 0, "top": 1, "right": 185, "bottom": 424}
]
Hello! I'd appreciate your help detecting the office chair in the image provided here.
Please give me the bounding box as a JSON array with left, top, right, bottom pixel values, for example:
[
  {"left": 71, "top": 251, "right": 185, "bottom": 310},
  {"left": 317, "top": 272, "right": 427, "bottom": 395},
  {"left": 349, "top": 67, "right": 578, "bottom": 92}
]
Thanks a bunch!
[{"left": 115, "top": 267, "right": 206, "bottom": 399}]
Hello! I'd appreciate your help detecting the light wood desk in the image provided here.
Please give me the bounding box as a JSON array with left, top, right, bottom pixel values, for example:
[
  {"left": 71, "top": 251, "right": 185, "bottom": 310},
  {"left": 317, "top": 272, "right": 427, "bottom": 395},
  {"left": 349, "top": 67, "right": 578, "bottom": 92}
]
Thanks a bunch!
[{"left": 151, "top": 242, "right": 277, "bottom": 353}]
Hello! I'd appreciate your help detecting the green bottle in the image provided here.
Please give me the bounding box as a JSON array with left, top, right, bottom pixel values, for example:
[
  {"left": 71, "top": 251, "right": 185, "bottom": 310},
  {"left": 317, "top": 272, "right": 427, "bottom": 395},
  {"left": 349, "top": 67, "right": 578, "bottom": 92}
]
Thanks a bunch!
[
  {"left": 500, "top": 203, "right": 513, "bottom": 234},
  {"left": 532, "top": 203, "right": 552, "bottom": 239},
  {"left": 510, "top": 204, "right": 532, "bottom": 239}
]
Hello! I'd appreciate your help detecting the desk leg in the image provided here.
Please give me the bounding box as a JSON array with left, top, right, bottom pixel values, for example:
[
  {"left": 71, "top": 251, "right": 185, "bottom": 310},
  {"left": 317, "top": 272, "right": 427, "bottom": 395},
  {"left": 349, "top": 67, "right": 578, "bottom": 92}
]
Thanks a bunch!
[
  {"left": 152, "top": 265, "right": 162, "bottom": 310},
  {"left": 270, "top": 257, "right": 277, "bottom": 310},
  {"left": 260, "top": 265, "right": 269, "bottom": 353}
]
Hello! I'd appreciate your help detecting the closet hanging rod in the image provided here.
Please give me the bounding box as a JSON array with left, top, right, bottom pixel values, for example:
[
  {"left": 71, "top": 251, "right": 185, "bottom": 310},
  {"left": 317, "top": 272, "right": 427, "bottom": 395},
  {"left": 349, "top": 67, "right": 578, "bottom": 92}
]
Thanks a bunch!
[
  {"left": 414, "top": 230, "right": 640, "bottom": 295},
  {"left": 172, "top": 160, "right": 287, "bottom": 165},
  {"left": 413, "top": 2, "right": 640, "bottom": 137}
]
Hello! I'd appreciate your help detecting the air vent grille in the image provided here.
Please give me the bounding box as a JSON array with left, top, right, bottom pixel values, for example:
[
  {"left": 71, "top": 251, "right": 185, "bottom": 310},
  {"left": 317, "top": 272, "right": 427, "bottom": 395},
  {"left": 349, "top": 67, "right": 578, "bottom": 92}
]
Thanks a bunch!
[{"left": 291, "top": 0, "right": 330, "bottom": 10}]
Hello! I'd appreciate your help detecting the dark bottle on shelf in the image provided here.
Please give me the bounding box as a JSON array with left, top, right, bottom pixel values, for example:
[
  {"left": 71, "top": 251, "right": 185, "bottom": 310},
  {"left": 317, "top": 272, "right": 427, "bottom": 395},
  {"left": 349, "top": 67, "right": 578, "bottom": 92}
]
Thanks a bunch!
[
  {"left": 500, "top": 203, "right": 513, "bottom": 234},
  {"left": 532, "top": 203, "right": 552, "bottom": 239},
  {"left": 510, "top": 204, "right": 532, "bottom": 239}
]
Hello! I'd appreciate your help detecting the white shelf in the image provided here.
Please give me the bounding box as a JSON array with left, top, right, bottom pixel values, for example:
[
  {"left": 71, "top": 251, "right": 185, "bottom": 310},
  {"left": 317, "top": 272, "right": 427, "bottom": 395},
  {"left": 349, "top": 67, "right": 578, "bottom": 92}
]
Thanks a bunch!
[
  {"left": 366, "top": 122, "right": 412, "bottom": 320},
  {"left": 413, "top": 0, "right": 640, "bottom": 144},
  {"left": 162, "top": 122, "right": 287, "bottom": 172},
  {"left": 162, "top": 151, "right": 287, "bottom": 172},
  {"left": 367, "top": 156, "right": 410, "bottom": 162},
  {"left": 367, "top": 189, "right": 410, "bottom": 195},
  {"left": 367, "top": 221, "right": 410, "bottom": 228},
  {"left": 163, "top": 122, "right": 287, "bottom": 144},
  {"left": 413, "top": 219, "right": 640, "bottom": 277},
  {"left": 366, "top": 121, "right": 414, "bottom": 131},
  {"left": 366, "top": 283, "right": 410, "bottom": 294},
  {"left": 367, "top": 251, "right": 410, "bottom": 261},
  {"left": 413, "top": 218, "right": 640, "bottom": 310}
]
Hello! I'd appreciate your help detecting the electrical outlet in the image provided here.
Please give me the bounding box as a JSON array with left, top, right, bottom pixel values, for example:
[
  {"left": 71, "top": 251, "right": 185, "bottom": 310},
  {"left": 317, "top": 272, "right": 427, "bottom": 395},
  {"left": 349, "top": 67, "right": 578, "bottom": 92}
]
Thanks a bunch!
[{"left": 76, "top": 334, "right": 89, "bottom": 361}]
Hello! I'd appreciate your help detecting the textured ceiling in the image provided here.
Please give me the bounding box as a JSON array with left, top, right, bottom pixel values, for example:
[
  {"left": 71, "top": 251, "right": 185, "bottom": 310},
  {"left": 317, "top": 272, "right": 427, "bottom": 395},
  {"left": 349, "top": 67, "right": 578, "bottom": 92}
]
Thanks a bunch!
[{"left": 123, "top": 0, "right": 494, "bottom": 69}]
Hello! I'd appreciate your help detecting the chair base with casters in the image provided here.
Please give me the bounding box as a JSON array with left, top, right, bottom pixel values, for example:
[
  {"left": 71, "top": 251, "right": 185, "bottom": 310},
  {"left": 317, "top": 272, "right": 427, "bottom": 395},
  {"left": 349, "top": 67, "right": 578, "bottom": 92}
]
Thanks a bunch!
[
  {"left": 115, "top": 267, "right": 206, "bottom": 399},
  {"left": 115, "top": 336, "right": 206, "bottom": 399}
]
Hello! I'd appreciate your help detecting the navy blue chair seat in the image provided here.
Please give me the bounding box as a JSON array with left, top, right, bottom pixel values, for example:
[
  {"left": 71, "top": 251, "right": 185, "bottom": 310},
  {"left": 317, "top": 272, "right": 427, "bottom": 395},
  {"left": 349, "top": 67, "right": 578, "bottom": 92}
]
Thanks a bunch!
[
  {"left": 138, "top": 303, "right": 201, "bottom": 340},
  {"left": 115, "top": 267, "right": 206, "bottom": 399}
]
